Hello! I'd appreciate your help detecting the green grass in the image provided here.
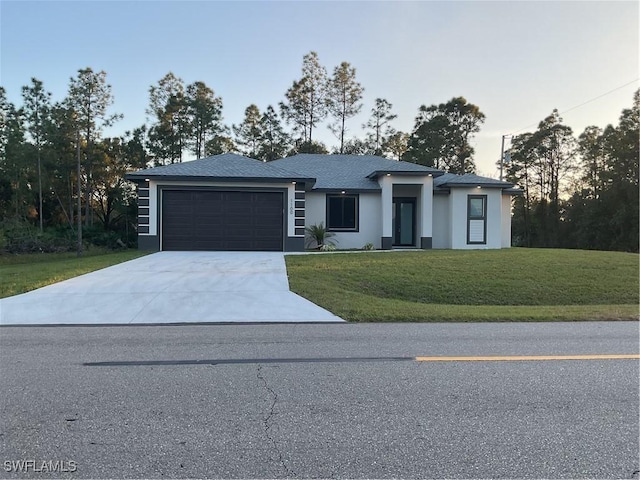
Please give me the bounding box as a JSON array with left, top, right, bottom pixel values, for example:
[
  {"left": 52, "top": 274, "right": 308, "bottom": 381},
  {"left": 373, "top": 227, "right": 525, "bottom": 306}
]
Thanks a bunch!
[
  {"left": 285, "top": 248, "right": 639, "bottom": 322},
  {"left": 3, "top": 247, "right": 637, "bottom": 322},
  {"left": 0, "top": 248, "right": 150, "bottom": 298}
]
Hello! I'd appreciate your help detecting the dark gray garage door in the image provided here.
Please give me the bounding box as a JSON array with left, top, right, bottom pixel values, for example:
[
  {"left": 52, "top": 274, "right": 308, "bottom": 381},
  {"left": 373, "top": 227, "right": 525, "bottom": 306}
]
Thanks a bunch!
[{"left": 161, "top": 190, "right": 284, "bottom": 251}]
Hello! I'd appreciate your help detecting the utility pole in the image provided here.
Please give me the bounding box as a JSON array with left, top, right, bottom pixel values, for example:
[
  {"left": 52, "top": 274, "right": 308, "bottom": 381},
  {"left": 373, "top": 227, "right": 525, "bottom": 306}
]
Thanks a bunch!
[
  {"left": 499, "top": 134, "right": 512, "bottom": 181},
  {"left": 500, "top": 135, "right": 506, "bottom": 181},
  {"left": 76, "top": 125, "right": 83, "bottom": 257},
  {"left": 37, "top": 129, "right": 43, "bottom": 233}
]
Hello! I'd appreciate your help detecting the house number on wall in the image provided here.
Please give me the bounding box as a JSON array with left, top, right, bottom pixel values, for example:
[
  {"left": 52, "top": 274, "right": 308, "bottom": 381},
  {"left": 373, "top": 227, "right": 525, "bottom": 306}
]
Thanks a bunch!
[{"left": 289, "top": 199, "right": 294, "bottom": 214}]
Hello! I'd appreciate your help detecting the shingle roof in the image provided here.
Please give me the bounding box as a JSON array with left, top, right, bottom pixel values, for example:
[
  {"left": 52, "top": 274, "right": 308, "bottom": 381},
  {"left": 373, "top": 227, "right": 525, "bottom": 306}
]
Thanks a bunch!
[
  {"left": 434, "top": 173, "right": 514, "bottom": 189},
  {"left": 126, "top": 153, "right": 517, "bottom": 193},
  {"left": 270, "top": 154, "right": 442, "bottom": 191},
  {"left": 125, "top": 153, "right": 314, "bottom": 184}
]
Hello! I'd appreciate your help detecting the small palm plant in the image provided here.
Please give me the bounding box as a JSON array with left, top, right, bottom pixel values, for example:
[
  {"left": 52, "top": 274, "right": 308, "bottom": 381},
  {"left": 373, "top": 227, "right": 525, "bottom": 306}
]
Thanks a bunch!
[{"left": 305, "top": 222, "right": 337, "bottom": 250}]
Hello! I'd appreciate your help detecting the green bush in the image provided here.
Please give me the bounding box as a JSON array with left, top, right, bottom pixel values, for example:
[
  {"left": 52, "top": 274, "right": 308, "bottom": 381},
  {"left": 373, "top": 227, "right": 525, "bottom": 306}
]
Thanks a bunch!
[
  {"left": 0, "top": 219, "right": 133, "bottom": 254},
  {"left": 305, "top": 222, "right": 337, "bottom": 249},
  {"left": 0, "top": 220, "right": 76, "bottom": 254},
  {"left": 82, "top": 226, "right": 128, "bottom": 250}
]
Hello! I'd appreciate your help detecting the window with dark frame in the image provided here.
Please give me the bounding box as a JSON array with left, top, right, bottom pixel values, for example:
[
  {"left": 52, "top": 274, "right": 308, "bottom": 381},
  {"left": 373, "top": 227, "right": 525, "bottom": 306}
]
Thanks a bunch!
[
  {"left": 467, "top": 194, "right": 487, "bottom": 244},
  {"left": 326, "top": 194, "right": 359, "bottom": 231}
]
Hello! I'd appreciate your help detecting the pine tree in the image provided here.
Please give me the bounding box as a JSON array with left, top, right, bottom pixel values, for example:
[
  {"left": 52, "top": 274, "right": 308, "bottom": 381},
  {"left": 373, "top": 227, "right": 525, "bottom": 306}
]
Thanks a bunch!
[
  {"left": 363, "top": 98, "right": 397, "bottom": 155},
  {"left": 233, "top": 104, "right": 263, "bottom": 159},
  {"left": 66, "top": 68, "right": 120, "bottom": 227},
  {"left": 280, "top": 51, "right": 328, "bottom": 145},
  {"left": 326, "top": 62, "right": 364, "bottom": 154},
  {"left": 147, "top": 72, "right": 186, "bottom": 165},
  {"left": 403, "top": 97, "right": 484, "bottom": 173},
  {"left": 185, "top": 81, "right": 223, "bottom": 159},
  {"left": 22, "top": 78, "right": 52, "bottom": 231},
  {"left": 259, "top": 106, "right": 290, "bottom": 161}
]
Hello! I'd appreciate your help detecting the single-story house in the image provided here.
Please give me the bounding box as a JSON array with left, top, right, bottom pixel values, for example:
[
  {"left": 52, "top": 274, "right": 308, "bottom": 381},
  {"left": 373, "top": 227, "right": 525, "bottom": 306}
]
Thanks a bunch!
[{"left": 125, "top": 153, "right": 520, "bottom": 252}]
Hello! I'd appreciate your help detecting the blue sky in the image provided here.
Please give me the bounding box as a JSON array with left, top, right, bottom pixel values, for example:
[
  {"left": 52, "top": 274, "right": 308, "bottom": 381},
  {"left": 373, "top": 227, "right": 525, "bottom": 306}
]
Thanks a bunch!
[{"left": 1, "top": 1, "right": 638, "bottom": 175}]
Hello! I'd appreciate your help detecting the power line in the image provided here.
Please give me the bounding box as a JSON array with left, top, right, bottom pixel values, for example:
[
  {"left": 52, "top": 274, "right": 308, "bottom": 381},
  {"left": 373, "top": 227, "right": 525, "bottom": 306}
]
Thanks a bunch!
[
  {"left": 497, "top": 78, "right": 639, "bottom": 178},
  {"left": 508, "top": 78, "right": 640, "bottom": 136}
]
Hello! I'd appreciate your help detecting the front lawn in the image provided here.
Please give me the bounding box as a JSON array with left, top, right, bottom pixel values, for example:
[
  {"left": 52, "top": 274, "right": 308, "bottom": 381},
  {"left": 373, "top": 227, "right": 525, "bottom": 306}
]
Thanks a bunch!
[
  {"left": 0, "top": 249, "right": 149, "bottom": 298},
  {"left": 285, "top": 248, "right": 639, "bottom": 322}
]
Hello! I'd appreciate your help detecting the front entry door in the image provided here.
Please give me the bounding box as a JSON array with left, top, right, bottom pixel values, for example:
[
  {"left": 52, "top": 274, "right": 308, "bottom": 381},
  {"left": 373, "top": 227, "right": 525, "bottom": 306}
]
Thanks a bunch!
[{"left": 392, "top": 197, "right": 416, "bottom": 246}]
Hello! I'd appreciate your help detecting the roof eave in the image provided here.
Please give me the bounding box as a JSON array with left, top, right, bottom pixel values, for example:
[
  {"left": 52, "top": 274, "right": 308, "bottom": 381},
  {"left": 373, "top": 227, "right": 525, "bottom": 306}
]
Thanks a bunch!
[
  {"left": 311, "top": 187, "right": 381, "bottom": 194},
  {"left": 366, "top": 170, "right": 444, "bottom": 179},
  {"left": 125, "top": 174, "right": 317, "bottom": 189},
  {"left": 438, "top": 182, "right": 514, "bottom": 189}
]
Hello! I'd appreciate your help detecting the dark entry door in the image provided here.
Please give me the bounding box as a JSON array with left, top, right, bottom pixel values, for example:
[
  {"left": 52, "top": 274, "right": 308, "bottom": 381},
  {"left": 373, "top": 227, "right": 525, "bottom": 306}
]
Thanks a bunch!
[
  {"left": 161, "top": 190, "right": 284, "bottom": 251},
  {"left": 392, "top": 197, "right": 416, "bottom": 246}
]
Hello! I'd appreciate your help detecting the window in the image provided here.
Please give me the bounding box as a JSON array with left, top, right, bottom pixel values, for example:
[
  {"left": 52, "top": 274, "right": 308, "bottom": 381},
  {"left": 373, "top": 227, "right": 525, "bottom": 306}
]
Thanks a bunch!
[
  {"left": 467, "top": 195, "right": 487, "bottom": 244},
  {"left": 326, "top": 194, "right": 359, "bottom": 231}
]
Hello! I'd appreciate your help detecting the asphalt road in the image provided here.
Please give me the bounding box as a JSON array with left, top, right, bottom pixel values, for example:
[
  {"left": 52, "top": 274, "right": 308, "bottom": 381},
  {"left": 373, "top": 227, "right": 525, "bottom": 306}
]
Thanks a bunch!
[{"left": 1, "top": 322, "right": 638, "bottom": 479}]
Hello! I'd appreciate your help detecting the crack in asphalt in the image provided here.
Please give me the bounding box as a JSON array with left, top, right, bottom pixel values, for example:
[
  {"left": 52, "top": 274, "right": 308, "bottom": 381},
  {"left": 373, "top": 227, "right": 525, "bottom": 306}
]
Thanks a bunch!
[{"left": 257, "top": 365, "right": 295, "bottom": 478}]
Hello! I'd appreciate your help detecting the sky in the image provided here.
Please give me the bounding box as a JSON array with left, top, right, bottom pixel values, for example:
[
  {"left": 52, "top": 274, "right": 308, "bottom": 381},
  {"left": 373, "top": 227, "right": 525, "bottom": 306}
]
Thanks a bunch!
[{"left": 1, "top": 0, "right": 638, "bottom": 176}]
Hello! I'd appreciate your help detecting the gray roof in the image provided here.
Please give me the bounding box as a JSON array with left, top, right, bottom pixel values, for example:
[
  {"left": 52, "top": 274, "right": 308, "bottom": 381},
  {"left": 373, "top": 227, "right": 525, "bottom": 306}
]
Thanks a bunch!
[
  {"left": 126, "top": 153, "right": 518, "bottom": 193},
  {"left": 435, "top": 173, "right": 514, "bottom": 189},
  {"left": 270, "top": 154, "right": 443, "bottom": 191},
  {"left": 125, "top": 153, "right": 314, "bottom": 185}
]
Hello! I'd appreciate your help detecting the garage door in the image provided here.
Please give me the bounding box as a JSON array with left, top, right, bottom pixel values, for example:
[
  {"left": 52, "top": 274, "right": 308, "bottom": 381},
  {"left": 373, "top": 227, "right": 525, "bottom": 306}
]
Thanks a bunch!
[{"left": 161, "top": 190, "right": 284, "bottom": 251}]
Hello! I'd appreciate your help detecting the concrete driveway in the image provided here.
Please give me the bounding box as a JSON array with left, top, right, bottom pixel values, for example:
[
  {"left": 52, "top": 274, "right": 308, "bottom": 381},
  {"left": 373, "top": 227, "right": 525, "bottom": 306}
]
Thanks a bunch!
[{"left": 0, "top": 252, "right": 344, "bottom": 325}]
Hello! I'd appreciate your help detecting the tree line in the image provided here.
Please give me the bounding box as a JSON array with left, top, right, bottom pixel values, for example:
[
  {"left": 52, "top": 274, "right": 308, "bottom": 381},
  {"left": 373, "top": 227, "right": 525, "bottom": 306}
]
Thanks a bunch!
[
  {"left": 506, "top": 91, "right": 639, "bottom": 253},
  {"left": 0, "top": 51, "right": 637, "bottom": 253}
]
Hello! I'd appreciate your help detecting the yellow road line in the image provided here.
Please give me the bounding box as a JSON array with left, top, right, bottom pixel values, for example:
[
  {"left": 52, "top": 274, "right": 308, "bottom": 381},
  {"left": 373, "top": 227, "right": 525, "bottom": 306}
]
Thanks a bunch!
[{"left": 415, "top": 354, "right": 640, "bottom": 362}]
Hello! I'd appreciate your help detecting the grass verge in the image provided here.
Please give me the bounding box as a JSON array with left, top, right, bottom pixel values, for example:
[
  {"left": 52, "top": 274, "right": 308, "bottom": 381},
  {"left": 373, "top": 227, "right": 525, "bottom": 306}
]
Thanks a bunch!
[
  {"left": 285, "top": 248, "right": 639, "bottom": 322},
  {"left": 0, "top": 248, "right": 150, "bottom": 298}
]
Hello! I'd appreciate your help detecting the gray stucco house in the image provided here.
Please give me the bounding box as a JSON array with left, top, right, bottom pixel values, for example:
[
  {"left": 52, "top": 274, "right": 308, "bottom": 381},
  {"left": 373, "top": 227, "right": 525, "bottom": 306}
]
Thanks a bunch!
[{"left": 125, "top": 153, "right": 519, "bottom": 251}]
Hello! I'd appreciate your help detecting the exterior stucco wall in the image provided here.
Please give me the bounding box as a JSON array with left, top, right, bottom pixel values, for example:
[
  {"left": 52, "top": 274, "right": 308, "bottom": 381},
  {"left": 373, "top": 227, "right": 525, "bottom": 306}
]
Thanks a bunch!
[
  {"left": 380, "top": 176, "right": 393, "bottom": 241},
  {"left": 135, "top": 176, "right": 511, "bottom": 252},
  {"left": 305, "top": 191, "right": 382, "bottom": 249},
  {"left": 450, "top": 187, "right": 504, "bottom": 249},
  {"left": 432, "top": 194, "right": 451, "bottom": 249},
  {"left": 501, "top": 194, "right": 513, "bottom": 248}
]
